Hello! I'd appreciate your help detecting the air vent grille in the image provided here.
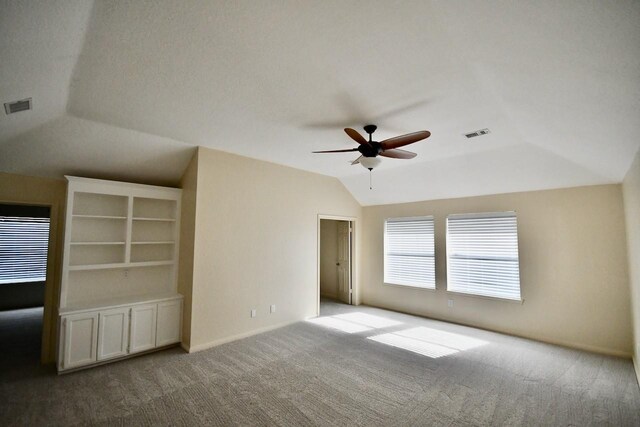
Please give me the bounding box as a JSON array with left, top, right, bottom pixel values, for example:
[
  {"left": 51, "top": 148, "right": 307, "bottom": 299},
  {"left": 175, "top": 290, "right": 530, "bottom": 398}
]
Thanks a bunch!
[
  {"left": 4, "top": 98, "right": 32, "bottom": 115},
  {"left": 464, "top": 128, "right": 490, "bottom": 138}
]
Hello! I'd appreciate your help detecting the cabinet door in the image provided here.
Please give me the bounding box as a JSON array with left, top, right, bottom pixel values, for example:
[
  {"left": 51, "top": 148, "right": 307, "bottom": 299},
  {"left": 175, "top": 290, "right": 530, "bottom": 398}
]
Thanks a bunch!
[
  {"left": 130, "top": 303, "right": 157, "bottom": 353},
  {"left": 97, "top": 307, "right": 130, "bottom": 361},
  {"left": 156, "top": 299, "right": 182, "bottom": 347},
  {"left": 62, "top": 312, "right": 99, "bottom": 370}
]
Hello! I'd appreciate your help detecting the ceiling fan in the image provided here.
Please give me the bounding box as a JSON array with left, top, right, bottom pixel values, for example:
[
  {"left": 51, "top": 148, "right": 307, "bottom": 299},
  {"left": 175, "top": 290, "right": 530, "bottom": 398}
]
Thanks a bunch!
[{"left": 313, "top": 124, "right": 431, "bottom": 171}]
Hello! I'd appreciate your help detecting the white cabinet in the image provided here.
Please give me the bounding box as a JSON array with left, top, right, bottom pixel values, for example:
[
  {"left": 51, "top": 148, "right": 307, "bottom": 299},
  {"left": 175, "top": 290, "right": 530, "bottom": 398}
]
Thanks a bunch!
[
  {"left": 130, "top": 304, "right": 157, "bottom": 353},
  {"left": 59, "top": 296, "right": 182, "bottom": 372},
  {"left": 156, "top": 299, "right": 182, "bottom": 346},
  {"left": 62, "top": 312, "right": 99, "bottom": 370},
  {"left": 97, "top": 307, "right": 129, "bottom": 361},
  {"left": 58, "top": 176, "right": 182, "bottom": 372}
]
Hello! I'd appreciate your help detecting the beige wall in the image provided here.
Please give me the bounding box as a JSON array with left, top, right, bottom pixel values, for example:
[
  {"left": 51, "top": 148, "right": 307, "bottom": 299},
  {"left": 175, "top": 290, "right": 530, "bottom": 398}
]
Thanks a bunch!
[
  {"left": 183, "top": 147, "right": 362, "bottom": 351},
  {"left": 320, "top": 219, "right": 339, "bottom": 298},
  {"left": 622, "top": 149, "right": 640, "bottom": 379},
  {"left": 0, "top": 172, "right": 66, "bottom": 363},
  {"left": 362, "top": 184, "right": 632, "bottom": 356},
  {"left": 177, "top": 151, "right": 198, "bottom": 349}
]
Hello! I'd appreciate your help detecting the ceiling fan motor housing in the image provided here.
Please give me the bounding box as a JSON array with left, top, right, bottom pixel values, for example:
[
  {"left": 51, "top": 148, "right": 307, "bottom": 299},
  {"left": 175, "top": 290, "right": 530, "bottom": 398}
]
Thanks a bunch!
[{"left": 359, "top": 142, "right": 382, "bottom": 157}]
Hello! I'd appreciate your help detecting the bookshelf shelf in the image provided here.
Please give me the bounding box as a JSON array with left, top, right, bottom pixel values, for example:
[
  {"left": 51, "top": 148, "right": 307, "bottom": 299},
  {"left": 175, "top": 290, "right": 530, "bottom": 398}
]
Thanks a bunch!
[
  {"left": 59, "top": 176, "right": 182, "bottom": 372},
  {"left": 72, "top": 214, "right": 127, "bottom": 220}
]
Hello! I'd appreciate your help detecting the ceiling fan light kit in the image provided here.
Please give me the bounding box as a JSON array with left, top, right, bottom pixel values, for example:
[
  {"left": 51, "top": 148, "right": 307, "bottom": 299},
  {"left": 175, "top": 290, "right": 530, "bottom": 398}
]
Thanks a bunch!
[{"left": 359, "top": 157, "right": 381, "bottom": 170}]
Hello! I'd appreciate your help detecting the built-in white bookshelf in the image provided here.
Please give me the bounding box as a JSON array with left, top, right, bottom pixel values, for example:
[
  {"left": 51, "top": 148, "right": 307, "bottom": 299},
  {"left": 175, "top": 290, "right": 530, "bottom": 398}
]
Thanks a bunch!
[{"left": 58, "top": 176, "right": 183, "bottom": 372}]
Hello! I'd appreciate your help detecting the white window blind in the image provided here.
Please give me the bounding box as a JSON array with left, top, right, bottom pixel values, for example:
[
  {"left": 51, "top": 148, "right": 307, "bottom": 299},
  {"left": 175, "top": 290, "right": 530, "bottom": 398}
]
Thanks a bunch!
[
  {"left": 446, "top": 212, "right": 521, "bottom": 301},
  {"left": 0, "top": 216, "right": 50, "bottom": 284},
  {"left": 384, "top": 216, "right": 435, "bottom": 289}
]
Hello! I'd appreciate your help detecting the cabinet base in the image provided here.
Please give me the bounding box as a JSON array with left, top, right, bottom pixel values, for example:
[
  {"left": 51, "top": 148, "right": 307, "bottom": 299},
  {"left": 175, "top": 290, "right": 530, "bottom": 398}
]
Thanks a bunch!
[{"left": 57, "top": 342, "right": 183, "bottom": 374}]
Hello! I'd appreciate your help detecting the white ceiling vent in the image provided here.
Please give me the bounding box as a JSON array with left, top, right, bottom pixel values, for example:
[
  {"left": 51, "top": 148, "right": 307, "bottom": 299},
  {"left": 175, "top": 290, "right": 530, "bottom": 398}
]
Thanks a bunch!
[
  {"left": 4, "top": 98, "right": 32, "bottom": 115},
  {"left": 464, "top": 128, "right": 490, "bottom": 139}
]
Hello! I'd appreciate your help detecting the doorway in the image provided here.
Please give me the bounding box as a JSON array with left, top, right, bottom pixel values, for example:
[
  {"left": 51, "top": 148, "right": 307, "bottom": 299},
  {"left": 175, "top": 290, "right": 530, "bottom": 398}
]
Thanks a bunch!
[
  {"left": 0, "top": 203, "right": 51, "bottom": 372},
  {"left": 318, "top": 215, "right": 355, "bottom": 315}
]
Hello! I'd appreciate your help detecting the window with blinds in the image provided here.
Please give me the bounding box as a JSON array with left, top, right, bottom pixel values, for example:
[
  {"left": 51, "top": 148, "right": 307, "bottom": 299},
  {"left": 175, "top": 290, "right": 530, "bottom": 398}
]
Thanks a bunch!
[
  {"left": 446, "top": 212, "right": 521, "bottom": 301},
  {"left": 0, "top": 207, "right": 50, "bottom": 285},
  {"left": 384, "top": 216, "right": 435, "bottom": 289}
]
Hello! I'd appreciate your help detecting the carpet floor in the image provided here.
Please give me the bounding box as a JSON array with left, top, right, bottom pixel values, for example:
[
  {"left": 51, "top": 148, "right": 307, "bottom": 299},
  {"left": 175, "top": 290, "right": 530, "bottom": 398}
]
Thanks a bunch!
[{"left": 0, "top": 301, "right": 639, "bottom": 426}]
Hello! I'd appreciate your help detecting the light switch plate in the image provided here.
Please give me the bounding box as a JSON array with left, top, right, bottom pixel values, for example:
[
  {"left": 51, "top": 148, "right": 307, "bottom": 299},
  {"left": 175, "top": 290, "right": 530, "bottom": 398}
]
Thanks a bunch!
[
  {"left": 270, "top": 304, "right": 276, "bottom": 313},
  {"left": 251, "top": 309, "right": 257, "bottom": 318}
]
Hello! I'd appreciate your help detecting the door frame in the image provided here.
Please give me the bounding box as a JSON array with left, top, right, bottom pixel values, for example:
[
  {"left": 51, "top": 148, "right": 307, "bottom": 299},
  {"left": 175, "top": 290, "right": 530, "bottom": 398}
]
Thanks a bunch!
[
  {"left": 317, "top": 214, "right": 357, "bottom": 316},
  {"left": 0, "top": 201, "right": 57, "bottom": 364}
]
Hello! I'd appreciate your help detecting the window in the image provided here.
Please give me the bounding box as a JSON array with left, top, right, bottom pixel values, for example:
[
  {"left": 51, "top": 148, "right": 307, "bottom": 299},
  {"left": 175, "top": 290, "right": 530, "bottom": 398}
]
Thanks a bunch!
[
  {"left": 0, "top": 205, "right": 50, "bottom": 285},
  {"left": 446, "top": 212, "right": 521, "bottom": 301},
  {"left": 384, "top": 216, "right": 435, "bottom": 289}
]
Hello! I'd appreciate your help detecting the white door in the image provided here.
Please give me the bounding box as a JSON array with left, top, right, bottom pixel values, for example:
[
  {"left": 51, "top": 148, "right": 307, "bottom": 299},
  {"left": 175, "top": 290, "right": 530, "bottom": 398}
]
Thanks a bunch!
[
  {"left": 97, "top": 307, "right": 130, "bottom": 361},
  {"left": 130, "top": 303, "right": 157, "bottom": 353},
  {"left": 156, "top": 299, "right": 182, "bottom": 347},
  {"left": 337, "top": 221, "right": 351, "bottom": 304},
  {"left": 62, "top": 312, "right": 99, "bottom": 370}
]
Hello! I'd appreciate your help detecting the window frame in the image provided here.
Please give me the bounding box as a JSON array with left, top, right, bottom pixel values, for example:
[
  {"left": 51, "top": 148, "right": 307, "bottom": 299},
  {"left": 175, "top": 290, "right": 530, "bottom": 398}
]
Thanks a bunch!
[
  {"left": 384, "top": 215, "right": 436, "bottom": 290},
  {"left": 0, "top": 213, "right": 51, "bottom": 286},
  {"left": 445, "top": 211, "right": 522, "bottom": 302}
]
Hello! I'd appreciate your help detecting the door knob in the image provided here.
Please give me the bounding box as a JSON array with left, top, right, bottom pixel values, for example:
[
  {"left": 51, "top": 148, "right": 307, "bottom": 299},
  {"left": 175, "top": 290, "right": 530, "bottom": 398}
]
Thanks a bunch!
[{"left": 336, "top": 262, "right": 340, "bottom": 266}]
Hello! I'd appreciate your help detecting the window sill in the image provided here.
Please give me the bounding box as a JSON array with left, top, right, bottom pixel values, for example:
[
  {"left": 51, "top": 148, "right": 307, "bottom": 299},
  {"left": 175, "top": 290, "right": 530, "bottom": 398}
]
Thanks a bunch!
[
  {"left": 383, "top": 282, "right": 436, "bottom": 292},
  {"left": 445, "top": 290, "right": 524, "bottom": 304}
]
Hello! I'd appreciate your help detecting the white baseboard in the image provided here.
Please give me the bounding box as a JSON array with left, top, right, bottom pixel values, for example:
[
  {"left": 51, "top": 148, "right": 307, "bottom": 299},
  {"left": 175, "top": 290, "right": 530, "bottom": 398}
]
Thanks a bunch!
[
  {"left": 540, "top": 337, "right": 631, "bottom": 359},
  {"left": 363, "top": 301, "right": 632, "bottom": 359},
  {"left": 186, "top": 319, "right": 301, "bottom": 353}
]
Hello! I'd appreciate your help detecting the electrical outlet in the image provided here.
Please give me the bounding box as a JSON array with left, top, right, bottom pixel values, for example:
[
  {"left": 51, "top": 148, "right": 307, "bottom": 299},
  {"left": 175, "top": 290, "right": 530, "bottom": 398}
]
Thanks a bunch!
[
  {"left": 251, "top": 309, "right": 257, "bottom": 318},
  {"left": 270, "top": 304, "right": 276, "bottom": 313},
  {"left": 447, "top": 299, "right": 454, "bottom": 308},
  {"left": 124, "top": 269, "right": 129, "bottom": 278}
]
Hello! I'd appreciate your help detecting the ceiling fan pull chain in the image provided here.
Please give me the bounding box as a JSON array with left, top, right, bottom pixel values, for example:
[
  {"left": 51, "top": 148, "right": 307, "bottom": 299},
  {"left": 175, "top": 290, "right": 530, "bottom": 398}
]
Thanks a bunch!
[{"left": 369, "top": 169, "right": 373, "bottom": 190}]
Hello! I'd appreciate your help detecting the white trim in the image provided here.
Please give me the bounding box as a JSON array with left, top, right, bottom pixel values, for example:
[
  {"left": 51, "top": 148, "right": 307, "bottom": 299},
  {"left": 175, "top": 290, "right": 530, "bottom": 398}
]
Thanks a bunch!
[
  {"left": 65, "top": 175, "right": 181, "bottom": 198},
  {"left": 383, "top": 215, "right": 436, "bottom": 290},
  {"left": 634, "top": 356, "right": 640, "bottom": 391},
  {"left": 445, "top": 211, "right": 523, "bottom": 302},
  {"left": 445, "top": 290, "right": 524, "bottom": 304},
  {"left": 185, "top": 319, "right": 301, "bottom": 353},
  {"left": 60, "top": 293, "right": 183, "bottom": 315},
  {"left": 383, "top": 282, "right": 437, "bottom": 292},
  {"left": 362, "top": 301, "right": 631, "bottom": 358},
  {"left": 317, "top": 214, "right": 358, "bottom": 316},
  {"left": 447, "top": 211, "right": 516, "bottom": 220},
  {"left": 58, "top": 342, "right": 181, "bottom": 374},
  {"left": 385, "top": 215, "right": 434, "bottom": 222}
]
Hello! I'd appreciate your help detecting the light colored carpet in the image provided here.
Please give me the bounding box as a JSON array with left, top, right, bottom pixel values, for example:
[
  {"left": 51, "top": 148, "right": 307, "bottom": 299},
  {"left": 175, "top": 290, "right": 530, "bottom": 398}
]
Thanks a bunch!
[{"left": 0, "top": 301, "right": 638, "bottom": 426}]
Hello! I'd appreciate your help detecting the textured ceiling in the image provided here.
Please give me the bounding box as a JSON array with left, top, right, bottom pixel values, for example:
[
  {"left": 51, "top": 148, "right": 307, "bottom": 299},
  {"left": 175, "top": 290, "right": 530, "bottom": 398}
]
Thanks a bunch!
[
  {"left": 1, "top": 0, "right": 639, "bottom": 204},
  {"left": 0, "top": 1, "right": 91, "bottom": 141}
]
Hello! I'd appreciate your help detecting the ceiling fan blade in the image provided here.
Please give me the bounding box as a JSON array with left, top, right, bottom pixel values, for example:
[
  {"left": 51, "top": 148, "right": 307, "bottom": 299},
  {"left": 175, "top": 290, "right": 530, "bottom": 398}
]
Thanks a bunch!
[
  {"left": 380, "top": 149, "right": 417, "bottom": 159},
  {"left": 344, "top": 128, "right": 369, "bottom": 145},
  {"left": 351, "top": 155, "right": 363, "bottom": 165},
  {"left": 380, "top": 130, "right": 431, "bottom": 150},
  {"left": 312, "top": 148, "right": 359, "bottom": 153}
]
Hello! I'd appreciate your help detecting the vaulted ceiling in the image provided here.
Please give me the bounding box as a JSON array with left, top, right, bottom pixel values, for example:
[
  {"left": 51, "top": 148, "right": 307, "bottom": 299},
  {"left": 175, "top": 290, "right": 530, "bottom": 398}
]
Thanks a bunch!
[{"left": 1, "top": 1, "right": 639, "bottom": 205}]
